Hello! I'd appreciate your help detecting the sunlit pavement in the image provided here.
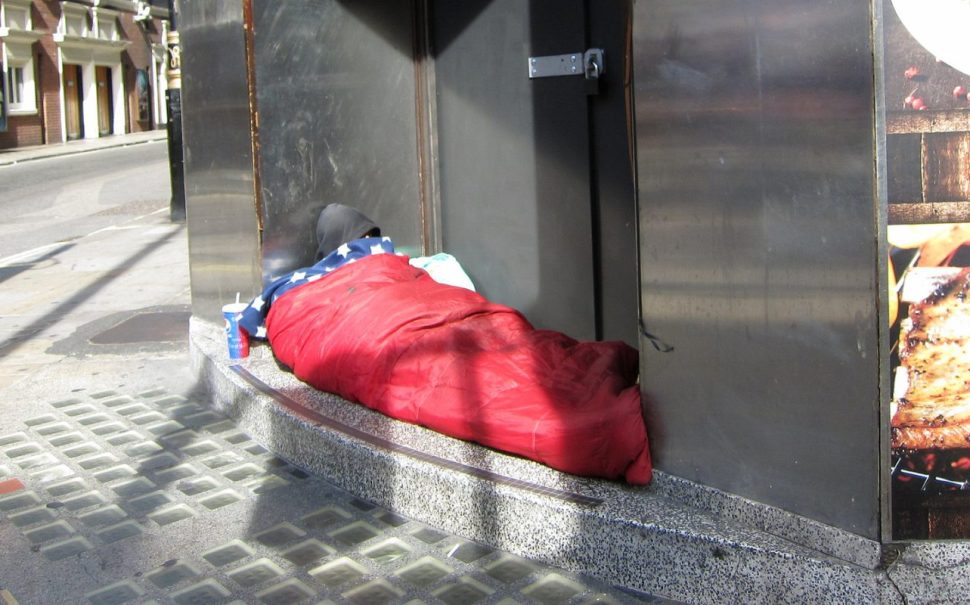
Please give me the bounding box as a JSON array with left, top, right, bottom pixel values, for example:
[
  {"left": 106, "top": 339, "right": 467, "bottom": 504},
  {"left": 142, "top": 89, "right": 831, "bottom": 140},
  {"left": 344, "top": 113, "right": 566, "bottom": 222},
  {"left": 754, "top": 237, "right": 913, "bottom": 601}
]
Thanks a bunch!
[{"left": 0, "top": 134, "right": 668, "bottom": 604}]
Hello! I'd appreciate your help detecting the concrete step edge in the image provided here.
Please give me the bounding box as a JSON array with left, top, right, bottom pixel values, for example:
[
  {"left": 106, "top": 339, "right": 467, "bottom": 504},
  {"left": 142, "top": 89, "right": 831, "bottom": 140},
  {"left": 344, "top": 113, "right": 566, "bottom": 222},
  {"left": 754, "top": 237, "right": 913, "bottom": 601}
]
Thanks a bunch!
[{"left": 190, "top": 318, "right": 895, "bottom": 604}]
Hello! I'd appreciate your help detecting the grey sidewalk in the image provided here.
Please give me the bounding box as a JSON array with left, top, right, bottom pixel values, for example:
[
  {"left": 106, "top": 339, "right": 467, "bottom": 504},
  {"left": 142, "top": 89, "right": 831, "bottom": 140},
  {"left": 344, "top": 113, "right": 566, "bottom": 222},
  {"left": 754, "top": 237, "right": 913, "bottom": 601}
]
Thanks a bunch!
[
  {"left": 0, "top": 130, "right": 167, "bottom": 167},
  {"left": 0, "top": 143, "right": 660, "bottom": 604},
  {"left": 0, "top": 364, "right": 655, "bottom": 605}
]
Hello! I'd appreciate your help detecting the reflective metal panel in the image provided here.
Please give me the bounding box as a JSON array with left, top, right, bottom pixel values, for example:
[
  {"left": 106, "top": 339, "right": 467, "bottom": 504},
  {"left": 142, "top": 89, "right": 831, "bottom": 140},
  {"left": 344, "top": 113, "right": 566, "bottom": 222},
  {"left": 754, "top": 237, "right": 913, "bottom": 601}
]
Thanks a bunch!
[
  {"left": 181, "top": 0, "right": 262, "bottom": 323},
  {"left": 252, "top": 0, "right": 423, "bottom": 278},
  {"left": 634, "top": 2, "right": 882, "bottom": 537},
  {"left": 433, "top": 0, "right": 597, "bottom": 339}
]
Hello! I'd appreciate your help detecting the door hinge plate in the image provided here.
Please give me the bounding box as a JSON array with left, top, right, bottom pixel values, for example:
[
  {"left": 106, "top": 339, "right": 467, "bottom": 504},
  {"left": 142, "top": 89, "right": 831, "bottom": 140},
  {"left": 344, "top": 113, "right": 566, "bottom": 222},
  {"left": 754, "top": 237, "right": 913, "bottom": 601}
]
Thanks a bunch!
[{"left": 528, "top": 48, "right": 604, "bottom": 80}]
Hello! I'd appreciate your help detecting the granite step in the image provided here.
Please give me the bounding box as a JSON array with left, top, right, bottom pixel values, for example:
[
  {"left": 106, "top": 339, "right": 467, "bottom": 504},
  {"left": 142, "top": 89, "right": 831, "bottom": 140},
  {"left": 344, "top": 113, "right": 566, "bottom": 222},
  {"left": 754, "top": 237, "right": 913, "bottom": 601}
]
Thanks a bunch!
[{"left": 191, "top": 318, "right": 901, "bottom": 605}]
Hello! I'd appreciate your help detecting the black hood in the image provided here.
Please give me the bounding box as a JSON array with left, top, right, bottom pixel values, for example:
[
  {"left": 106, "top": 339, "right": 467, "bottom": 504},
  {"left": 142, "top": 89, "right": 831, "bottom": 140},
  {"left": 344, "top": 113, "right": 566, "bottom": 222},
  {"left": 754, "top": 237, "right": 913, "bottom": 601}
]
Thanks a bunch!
[{"left": 315, "top": 204, "right": 380, "bottom": 260}]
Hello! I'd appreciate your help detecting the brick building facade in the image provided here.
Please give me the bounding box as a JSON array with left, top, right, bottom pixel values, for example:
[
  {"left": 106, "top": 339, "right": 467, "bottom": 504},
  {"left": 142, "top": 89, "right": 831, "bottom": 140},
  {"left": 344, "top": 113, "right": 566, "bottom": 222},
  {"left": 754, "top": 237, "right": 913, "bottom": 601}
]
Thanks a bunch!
[{"left": 0, "top": 0, "right": 170, "bottom": 149}]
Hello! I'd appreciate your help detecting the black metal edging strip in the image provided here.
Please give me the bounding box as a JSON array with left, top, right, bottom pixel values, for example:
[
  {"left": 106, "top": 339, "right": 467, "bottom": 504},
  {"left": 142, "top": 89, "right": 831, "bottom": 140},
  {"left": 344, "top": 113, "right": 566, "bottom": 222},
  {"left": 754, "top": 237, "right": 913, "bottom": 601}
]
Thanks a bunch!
[{"left": 229, "top": 365, "right": 603, "bottom": 507}]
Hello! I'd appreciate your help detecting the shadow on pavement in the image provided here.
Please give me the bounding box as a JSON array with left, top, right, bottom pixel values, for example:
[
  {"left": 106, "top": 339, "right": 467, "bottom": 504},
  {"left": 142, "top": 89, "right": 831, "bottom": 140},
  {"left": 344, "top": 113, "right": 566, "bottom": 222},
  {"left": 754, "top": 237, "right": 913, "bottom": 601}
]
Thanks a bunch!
[{"left": 0, "top": 227, "right": 182, "bottom": 360}]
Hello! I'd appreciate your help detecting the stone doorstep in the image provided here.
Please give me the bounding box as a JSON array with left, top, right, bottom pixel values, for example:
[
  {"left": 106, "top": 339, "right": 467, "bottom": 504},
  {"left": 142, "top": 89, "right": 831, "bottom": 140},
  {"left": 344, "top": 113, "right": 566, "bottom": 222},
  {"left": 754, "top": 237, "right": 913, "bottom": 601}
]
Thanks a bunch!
[{"left": 191, "top": 318, "right": 901, "bottom": 604}]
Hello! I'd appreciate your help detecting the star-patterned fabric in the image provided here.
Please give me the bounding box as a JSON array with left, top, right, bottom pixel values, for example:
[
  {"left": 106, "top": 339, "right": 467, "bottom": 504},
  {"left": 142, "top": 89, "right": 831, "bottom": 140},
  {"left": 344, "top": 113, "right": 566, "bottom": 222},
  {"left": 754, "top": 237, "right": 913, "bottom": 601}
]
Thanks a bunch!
[{"left": 238, "top": 236, "right": 396, "bottom": 339}]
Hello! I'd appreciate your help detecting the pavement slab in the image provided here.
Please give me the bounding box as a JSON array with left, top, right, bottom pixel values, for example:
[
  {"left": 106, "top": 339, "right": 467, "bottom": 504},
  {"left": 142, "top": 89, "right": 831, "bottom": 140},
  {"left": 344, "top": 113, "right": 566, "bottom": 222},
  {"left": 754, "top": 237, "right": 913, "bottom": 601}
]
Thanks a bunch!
[{"left": 0, "top": 355, "right": 658, "bottom": 605}]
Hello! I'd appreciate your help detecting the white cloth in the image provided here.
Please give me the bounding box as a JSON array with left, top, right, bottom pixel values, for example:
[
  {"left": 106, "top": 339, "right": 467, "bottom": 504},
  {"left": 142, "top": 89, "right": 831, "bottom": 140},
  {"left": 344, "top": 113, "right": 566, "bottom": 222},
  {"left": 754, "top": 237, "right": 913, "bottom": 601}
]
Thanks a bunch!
[{"left": 409, "top": 253, "right": 476, "bottom": 292}]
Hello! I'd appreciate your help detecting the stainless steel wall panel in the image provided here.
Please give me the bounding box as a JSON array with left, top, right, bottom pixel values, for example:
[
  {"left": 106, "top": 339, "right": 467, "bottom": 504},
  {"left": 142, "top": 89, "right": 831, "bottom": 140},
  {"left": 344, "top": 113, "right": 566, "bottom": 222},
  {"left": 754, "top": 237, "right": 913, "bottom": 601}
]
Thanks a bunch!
[
  {"left": 252, "top": 0, "right": 423, "bottom": 278},
  {"left": 181, "top": 1, "right": 261, "bottom": 323},
  {"left": 634, "top": 1, "right": 882, "bottom": 537}
]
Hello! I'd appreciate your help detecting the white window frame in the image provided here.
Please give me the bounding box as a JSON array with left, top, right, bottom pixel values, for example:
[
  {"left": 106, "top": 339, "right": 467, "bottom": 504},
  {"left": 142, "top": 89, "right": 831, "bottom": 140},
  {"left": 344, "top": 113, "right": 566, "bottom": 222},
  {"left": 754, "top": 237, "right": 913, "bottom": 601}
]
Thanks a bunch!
[{"left": 4, "top": 57, "right": 36, "bottom": 115}]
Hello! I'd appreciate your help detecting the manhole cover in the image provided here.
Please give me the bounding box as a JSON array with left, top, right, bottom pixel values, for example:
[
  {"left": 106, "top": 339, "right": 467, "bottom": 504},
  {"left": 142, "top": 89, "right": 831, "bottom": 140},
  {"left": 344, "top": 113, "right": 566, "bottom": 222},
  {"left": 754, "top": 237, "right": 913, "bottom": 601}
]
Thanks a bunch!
[{"left": 89, "top": 312, "right": 190, "bottom": 345}]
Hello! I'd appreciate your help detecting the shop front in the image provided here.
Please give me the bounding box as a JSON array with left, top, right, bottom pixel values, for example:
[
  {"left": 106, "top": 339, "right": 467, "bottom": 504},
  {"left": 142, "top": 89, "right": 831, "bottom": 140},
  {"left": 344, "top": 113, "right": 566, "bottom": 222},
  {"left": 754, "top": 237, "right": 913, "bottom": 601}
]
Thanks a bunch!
[{"left": 181, "top": 0, "right": 970, "bottom": 601}]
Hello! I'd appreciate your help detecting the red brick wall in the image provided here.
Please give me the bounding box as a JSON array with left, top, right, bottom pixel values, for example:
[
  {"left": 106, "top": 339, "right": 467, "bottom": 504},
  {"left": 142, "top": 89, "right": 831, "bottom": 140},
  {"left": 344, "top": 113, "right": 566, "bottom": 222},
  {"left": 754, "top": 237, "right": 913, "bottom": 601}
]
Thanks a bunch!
[
  {"left": 35, "top": 0, "right": 62, "bottom": 143},
  {"left": 0, "top": 114, "right": 43, "bottom": 148}
]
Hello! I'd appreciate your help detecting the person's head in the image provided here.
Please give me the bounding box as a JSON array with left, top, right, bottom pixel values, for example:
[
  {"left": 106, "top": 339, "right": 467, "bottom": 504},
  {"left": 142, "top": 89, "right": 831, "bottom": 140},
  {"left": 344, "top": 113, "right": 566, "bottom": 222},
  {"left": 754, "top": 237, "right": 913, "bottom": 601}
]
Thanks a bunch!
[{"left": 315, "top": 204, "right": 381, "bottom": 260}]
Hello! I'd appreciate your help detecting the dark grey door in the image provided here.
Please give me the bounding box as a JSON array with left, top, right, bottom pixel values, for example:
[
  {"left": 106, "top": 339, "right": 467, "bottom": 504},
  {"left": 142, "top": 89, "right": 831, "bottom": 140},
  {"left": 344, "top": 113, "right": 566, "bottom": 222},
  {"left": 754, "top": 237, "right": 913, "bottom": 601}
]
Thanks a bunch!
[{"left": 432, "top": 1, "right": 599, "bottom": 340}]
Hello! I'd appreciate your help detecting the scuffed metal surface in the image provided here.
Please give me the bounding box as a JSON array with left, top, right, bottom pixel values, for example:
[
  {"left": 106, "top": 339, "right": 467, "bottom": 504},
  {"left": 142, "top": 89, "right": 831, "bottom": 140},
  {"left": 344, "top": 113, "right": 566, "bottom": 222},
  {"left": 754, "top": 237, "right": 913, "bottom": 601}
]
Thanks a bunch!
[
  {"left": 251, "top": 0, "right": 424, "bottom": 280},
  {"left": 633, "top": 1, "right": 882, "bottom": 538},
  {"left": 181, "top": 0, "right": 262, "bottom": 322}
]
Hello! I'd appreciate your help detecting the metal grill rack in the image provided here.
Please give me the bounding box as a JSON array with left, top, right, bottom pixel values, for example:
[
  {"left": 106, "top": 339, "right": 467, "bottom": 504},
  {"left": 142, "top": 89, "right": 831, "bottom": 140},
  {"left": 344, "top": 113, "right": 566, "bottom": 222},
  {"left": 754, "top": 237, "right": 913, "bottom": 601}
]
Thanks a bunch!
[{"left": 892, "top": 456, "right": 970, "bottom": 491}]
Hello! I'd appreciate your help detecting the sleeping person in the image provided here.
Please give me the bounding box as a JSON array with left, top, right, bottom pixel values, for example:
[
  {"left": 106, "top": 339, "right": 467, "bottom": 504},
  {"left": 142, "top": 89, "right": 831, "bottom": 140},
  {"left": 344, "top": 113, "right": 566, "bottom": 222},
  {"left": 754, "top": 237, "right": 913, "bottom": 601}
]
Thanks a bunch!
[
  {"left": 239, "top": 203, "right": 472, "bottom": 339},
  {"left": 238, "top": 204, "right": 652, "bottom": 485}
]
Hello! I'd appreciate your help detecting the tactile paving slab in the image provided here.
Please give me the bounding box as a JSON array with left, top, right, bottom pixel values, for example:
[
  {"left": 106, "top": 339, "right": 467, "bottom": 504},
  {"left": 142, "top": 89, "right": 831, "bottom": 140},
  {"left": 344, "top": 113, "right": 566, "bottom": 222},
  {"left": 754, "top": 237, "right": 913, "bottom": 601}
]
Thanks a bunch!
[{"left": 0, "top": 387, "right": 660, "bottom": 605}]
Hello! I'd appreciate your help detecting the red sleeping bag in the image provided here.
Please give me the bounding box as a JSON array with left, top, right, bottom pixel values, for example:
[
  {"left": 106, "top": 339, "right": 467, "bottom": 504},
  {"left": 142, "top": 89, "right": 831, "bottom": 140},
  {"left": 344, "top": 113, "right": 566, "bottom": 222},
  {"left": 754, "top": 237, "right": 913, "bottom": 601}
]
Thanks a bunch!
[{"left": 266, "top": 253, "right": 652, "bottom": 484}]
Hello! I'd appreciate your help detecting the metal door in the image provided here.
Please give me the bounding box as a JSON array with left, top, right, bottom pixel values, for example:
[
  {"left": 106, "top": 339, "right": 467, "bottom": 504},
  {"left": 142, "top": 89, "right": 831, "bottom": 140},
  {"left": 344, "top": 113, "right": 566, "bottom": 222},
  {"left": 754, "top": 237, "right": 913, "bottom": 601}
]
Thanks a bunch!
[
  {"left": 63, "top": 65, "right": 83, "bottom": 140},
  {"left": 96, "top": 66, "right": 112, "bottom": 136},
  {"left": 432, "top": 1, "right": 599, "bottom": 340}
]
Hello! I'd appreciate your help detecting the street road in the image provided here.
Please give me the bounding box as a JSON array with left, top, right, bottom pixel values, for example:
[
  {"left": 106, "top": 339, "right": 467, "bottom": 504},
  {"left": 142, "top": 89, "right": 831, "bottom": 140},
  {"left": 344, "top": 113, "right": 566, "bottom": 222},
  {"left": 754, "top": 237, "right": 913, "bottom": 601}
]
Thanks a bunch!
[
  {"left": 0, "top": 141, "right": 188, "bottom": 389},
  {"left": 0, "top": 141, "right": 170, "bottom": 259}
]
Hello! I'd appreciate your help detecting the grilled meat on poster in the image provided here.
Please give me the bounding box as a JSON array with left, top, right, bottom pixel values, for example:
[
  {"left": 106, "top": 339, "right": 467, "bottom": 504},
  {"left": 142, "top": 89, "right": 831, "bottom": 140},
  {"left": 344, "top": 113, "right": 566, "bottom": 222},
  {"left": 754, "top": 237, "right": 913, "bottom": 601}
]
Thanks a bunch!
[{"left": 892, "top": 268, "right": 970, "bottom": 450}]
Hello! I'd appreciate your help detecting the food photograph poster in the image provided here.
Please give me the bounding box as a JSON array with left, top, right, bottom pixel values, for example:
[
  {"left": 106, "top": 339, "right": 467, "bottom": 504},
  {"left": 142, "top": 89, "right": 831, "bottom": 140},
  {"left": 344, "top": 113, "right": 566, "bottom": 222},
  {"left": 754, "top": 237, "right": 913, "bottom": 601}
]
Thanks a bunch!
[{"left": 885, "top": 0, "right": 970, "bottom": 539}]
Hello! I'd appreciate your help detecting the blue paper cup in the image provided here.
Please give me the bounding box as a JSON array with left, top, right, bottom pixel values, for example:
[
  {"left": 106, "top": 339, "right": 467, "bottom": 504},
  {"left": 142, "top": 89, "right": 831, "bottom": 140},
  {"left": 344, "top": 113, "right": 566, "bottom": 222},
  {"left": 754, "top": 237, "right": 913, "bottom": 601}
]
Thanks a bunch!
[{"left": 222, "top": 302, "right": 250, "bottom": 359}]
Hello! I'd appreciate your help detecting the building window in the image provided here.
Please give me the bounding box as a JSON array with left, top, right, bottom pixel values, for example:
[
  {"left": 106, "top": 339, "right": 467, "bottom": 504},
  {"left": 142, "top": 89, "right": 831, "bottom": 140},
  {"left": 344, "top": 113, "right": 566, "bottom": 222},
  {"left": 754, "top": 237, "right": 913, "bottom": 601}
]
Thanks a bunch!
[
  {"left": 7, "top": 66, "right": 24, "bottom": 104},
  {"left": 4, "top": 59, "right": 36, "bottom": 113},
  {"left": 1, "top": 0, "right": 41, "bottom": 114}
]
